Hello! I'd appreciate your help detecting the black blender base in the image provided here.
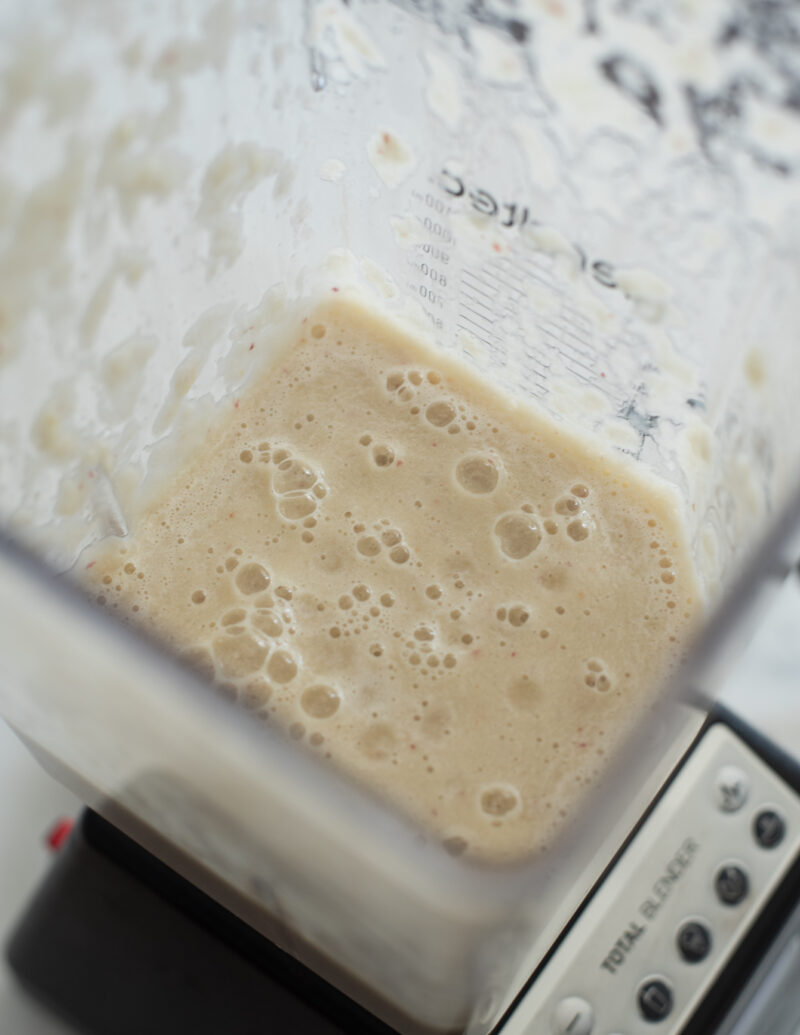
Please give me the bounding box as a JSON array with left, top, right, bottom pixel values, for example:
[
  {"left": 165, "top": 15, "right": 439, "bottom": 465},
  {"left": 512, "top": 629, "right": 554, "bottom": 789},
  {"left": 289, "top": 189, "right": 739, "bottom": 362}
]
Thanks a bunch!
[{"left": 6, "top": 810, "right": 398, "bottom": 1035}]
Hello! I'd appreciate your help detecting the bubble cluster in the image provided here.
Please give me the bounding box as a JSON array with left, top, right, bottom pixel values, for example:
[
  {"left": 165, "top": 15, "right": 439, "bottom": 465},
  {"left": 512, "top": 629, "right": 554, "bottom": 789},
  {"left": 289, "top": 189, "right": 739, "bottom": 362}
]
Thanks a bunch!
[
  {"left": 495, "top": 603, "right": 532, "bottom": 627},
  {"left": 583, "top": 658, "right": 612, "bottom": 693},
  {"left": 354, "top": 520, "right": 411, "bottom": 565},
  {"left": 240, "top": 444, "right": 328, "bottom": 533},
  {"left": 553, "top": 484, "right": 594, "bottom": 543}
]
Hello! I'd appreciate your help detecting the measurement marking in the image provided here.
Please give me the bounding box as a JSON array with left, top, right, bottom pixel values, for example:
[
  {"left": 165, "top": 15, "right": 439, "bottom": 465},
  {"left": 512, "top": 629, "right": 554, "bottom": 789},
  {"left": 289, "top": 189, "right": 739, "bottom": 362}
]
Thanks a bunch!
[
  {"left": 538, "top": 339, "right": 596, "bottom": 379},
  {"left": 483, "top": 274, "right": 525, "bottom": 301},
  {"left": 458, "top": 290, "right": 495, "bottom": 315},
  {"left": 460, "top": 277, "right": 496, "bottom": 305},
  {"left": 459, "top": 289, "right": 496, "bottom": 312},
  {"left": 459, "top": 303, "right": 494, "bottom": 326},
  {"left": 455, "top": 318, "right": 493, "bottom": 346},
  {"left": 485, "top": 255, "right": 526, "bottom": 283},
  {"left": 462, "top": 270, "right": 501, "bottom": 300},
  {"left": 491, "top": 263, "right": 526, "bottom": 290},
  {"left": 457, "top": 311, "right": 494, "bottom": 335},
  {"left": 538, "top": 322, "right": 594, "bottom": 355},
  {"left": 494, "top": 255, "right": 525, "bottom": 278},
  {"left": 563, "top": 362, "right": 597, "bottom": 385}
]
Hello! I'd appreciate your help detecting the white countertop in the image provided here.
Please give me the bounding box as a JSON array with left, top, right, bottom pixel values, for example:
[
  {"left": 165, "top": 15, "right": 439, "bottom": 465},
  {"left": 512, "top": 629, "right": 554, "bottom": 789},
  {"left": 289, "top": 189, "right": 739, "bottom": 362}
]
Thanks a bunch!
[{"left": 0, "top": 579, "right": 798, "bottom": 1033}]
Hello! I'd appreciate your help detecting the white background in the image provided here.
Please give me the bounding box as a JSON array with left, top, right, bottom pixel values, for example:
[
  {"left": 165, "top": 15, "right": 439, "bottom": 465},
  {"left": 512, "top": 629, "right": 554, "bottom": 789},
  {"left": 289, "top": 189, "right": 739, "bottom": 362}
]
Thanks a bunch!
[{"left": 0, "top": 581, "right": 798, "bottom": 1033}]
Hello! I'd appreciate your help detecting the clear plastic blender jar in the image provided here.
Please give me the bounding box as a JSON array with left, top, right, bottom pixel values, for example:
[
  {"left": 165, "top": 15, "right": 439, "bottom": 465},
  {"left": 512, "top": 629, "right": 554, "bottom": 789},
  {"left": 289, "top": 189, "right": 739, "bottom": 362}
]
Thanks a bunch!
[{"left": 2, "top": 2, "right": 800, "bottom": 1032}]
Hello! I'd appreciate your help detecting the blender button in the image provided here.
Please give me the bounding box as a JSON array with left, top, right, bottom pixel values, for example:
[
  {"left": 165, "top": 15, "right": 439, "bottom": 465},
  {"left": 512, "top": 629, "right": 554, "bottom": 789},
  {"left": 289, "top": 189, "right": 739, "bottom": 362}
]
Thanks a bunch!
[
  {"left": 551, "top": 995, "right": 594, "bottom": 1034},
  {"left": 676, "top": 919, "right": 712, "bottom": 963},
  {"left": 753, "top": 808, "right": 785, "bottom": 849},
  {"left": 714, "top": 863, "right": 749, "bottom": 906},
  {"left": 637, "top": 977, "right": 674, "bottom": 1022},
  {"left": 714, "top": 765, "right": 749, "bottom": 812}
]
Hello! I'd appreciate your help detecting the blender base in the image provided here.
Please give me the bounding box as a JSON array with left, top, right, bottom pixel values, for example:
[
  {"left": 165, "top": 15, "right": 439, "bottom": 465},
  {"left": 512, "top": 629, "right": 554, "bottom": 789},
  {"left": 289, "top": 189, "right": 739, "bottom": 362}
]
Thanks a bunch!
[{"left": 6, "top": 809, "right": 397, "bottom": 1035}]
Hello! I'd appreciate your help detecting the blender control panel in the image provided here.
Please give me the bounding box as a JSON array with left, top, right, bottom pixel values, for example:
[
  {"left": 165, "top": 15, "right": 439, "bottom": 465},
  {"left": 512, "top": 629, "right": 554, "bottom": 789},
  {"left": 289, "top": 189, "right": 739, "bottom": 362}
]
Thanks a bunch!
[{"left": 499, "top": 723, "right": 800, "bottom": 1035}]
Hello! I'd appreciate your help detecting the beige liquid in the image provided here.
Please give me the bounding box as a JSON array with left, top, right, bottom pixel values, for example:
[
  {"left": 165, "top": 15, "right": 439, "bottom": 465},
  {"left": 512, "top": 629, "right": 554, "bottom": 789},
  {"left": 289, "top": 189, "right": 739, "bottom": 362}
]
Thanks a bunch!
[{"left": 82, "top": 299, "right": 700, "bottom": 862}]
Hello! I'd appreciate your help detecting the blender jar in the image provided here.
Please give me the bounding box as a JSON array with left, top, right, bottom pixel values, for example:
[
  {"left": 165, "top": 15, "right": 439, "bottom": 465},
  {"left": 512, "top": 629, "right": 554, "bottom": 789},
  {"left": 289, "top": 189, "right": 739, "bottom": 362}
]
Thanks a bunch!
[{"left": 2, "top": 2, "right": 800, "bottom": 1032}]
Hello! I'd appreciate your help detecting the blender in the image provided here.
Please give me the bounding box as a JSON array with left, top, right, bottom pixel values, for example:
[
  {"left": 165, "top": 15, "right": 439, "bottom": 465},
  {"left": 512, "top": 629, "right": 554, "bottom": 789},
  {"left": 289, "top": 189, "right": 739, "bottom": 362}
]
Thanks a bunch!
[{"left": 2, "top": 1, "right": 800, "bottom": 1033}]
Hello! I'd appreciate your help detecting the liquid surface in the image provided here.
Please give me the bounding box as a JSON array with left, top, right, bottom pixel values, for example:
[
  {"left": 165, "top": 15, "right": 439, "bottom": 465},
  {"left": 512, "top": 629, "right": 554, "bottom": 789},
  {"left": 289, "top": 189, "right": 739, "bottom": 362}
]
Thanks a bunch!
[{"left": 82, "top": 300, "right": 699, "bottom": 862}]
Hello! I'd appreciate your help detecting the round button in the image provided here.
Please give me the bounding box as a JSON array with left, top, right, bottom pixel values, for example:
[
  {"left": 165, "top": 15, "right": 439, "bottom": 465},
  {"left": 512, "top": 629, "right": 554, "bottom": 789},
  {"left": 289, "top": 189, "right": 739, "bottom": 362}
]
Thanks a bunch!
[
  {"left": 637, "top": 977, "right": 673, "bottom": 1022},
  {"left": 753, "top": 808, "right": 785, "bottom": 849},
  {"left": 677, "top": 920, "right": 712, "bottom": 963},
  {"left": 714, "top": 765, "right": 749, "bottom": 813},
  {"left": 715, "top": 863, "right": 749, "bottom": 906},
  {"left": 551, "top": 995, "right": 594, "bottom": 1035}
]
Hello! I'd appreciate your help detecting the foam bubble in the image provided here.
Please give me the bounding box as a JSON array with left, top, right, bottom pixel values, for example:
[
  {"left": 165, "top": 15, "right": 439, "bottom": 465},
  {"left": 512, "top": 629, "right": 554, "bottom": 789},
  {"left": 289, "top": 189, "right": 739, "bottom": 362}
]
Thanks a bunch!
[
  {"left": 425, "top": 400, "right": 456, "bottom": 427},
  {"left": 353, "top": 584, "right": 370, "bottom": 601},
  {"left": 494, "top": 514, "right": 542, "bottom": 560},
  {"left": 311, "top": 323, "right": 326, "bottom": 339},
  {"left": 555, "top": 496, "right": 580, "bottom": 515},
  {"left": 479, "top": 783, "right": 521, "bottom": 818},
  {"left": 300, "top": 684, "right": 341, "bottom": 718},
  {"left": 252, "top": 610, "right": 282, "bottom": 637},
  {"left": 390, "top": 545, "right": 410, "bottom": 564},
  {"left": 267, "top": 649, "right": 298, "bottom": 683},
  {"left": 455, "top": 455, "right": 499, "bottom": 494},
  {"left": 236, "top": 563, "right": 270, "bottom": 595},
  {"left": 372, "top": 444, "right": 395, "bottom": 468},
  {"left": 357, "top": 536, "right": 381, "bottom": 557},
  {"left": 191, "top": 589, "right": 206, "bottom": 604},
  {"left": 508, "top": 605, "right": 530, "bottom": 627},
  {"left": 571, "top": 484, "right": 590, "bottom": 498},
  {"left": 425, "top": 585, "right": 441, "bottom": 600},
  {"left": 382, "top": 528, "right": 402, "bottom": 547},
  {"left": 566, "top": 519, "right": 590, "bottom": 542},
  {"left": 279, "top": 493, "right": 317, "bottom": 520},
  {"left": 213, "top": 632, "right": 269, "bottom": 677},
  {"left": 443, "top": 836, "right": 468, "bottom": 856},
  {"left": 274, "top": 458, "right": 317, "bottom": 493},
  {"left": 221, "top": 608, "right": 247, "bottom": 626},
  {"left": 240, "top": 450, "right": 253, "bottom": 463}
]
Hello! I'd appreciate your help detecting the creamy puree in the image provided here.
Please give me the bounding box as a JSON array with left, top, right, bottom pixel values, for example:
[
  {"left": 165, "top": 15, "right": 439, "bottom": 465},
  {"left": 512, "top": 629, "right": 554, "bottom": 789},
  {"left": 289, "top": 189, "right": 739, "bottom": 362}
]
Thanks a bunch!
[{"left": 82, "top": 299, "right": 699, "bottom": 862}]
